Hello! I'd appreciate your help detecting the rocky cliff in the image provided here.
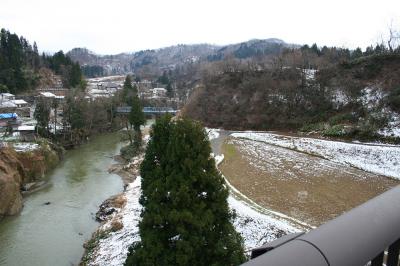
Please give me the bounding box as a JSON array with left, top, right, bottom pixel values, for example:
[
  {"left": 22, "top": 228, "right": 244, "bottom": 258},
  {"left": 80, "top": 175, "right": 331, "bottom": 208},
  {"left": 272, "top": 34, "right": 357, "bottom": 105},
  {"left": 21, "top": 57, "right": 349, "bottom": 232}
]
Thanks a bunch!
[
  {"left": 0, "top": 141, "right": 62, "bottom": 218},
  {"left": 0, "top": 148, "right": 25, "bottom": 217}
]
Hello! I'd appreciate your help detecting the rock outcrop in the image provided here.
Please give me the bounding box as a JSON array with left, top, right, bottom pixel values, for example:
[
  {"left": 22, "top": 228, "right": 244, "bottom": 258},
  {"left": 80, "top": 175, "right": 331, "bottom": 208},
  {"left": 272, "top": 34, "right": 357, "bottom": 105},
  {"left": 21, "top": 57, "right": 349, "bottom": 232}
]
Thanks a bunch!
[
  {"left": 0, "top": 141, "right": 62, "bottom": 218},
  {"left": 0, "top": 148, "right": 26, "bottom": 217}
]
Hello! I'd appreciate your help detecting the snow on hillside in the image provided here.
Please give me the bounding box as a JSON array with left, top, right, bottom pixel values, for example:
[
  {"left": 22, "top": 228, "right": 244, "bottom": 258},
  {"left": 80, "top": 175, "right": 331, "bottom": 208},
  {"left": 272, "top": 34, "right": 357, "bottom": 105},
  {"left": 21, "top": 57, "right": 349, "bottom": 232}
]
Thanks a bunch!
[
  {"left": 231, "top": 132, "right": 400, "bottom": 180},
  {"left": 379, "top": 112, "right": 400, "bottom": 138}
]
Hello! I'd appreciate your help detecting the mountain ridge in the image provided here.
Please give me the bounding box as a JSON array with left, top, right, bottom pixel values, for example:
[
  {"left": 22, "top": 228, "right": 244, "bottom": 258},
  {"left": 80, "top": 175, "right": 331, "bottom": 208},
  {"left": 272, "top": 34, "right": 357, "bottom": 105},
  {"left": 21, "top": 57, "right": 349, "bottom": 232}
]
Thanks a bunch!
[{"left": 67, "top": 38, "right": 294, "bottom": 76}]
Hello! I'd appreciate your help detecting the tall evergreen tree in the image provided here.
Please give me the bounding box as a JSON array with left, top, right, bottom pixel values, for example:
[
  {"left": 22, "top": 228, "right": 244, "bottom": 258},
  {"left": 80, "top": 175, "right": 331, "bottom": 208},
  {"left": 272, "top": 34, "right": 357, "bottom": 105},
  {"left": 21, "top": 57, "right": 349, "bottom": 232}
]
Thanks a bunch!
[
  {"left": 125, "top": 116, "right": 245, "bottom": 266},
  {"left": 129, "top": 96, "right": 145, "bottom": 132},
  {"left": 123, "top": 75, "right": 138, "bottom": 105},
  {"left": 34, "top": 98, "right": 51, "bottom": 136}
]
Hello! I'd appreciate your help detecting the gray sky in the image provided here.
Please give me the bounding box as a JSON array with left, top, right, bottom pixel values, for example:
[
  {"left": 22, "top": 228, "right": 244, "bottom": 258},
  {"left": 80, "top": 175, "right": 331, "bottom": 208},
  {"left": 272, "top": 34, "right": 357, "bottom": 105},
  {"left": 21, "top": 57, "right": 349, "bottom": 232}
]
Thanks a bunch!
[{"left": 2, "top": 0, "right": 400, "bottom": 54}]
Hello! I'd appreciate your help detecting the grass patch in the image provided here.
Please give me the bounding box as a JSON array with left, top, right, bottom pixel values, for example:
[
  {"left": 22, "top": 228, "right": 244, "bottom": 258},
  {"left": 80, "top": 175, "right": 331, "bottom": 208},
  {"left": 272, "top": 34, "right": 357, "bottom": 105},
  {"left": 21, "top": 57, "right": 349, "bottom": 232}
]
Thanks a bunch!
[{"left": 222, "top": 142, "right": 237, "bottom": 160}]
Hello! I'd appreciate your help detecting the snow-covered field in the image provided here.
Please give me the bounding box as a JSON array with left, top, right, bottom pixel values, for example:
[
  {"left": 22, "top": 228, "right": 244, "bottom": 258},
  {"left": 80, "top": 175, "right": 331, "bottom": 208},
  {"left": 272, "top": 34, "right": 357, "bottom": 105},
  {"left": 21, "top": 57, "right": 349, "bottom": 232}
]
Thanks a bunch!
[{"left": 231, "top": 132, "right": 400, "bottom": 180}]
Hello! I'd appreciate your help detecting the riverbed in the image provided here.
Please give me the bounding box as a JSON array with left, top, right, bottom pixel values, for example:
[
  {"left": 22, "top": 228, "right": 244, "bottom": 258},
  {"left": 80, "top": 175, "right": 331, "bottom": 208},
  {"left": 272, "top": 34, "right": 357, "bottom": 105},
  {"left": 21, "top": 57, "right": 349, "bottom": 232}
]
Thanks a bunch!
[{"left": 0, "top": 133, "right": 124, "bottom": 266}]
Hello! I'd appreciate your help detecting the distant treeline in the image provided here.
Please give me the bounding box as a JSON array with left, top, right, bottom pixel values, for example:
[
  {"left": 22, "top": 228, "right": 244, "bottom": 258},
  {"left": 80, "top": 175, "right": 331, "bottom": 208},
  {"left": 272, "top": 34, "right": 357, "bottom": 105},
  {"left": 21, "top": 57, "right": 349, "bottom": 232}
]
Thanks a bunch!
[
  {"left": 0, "top": 28, "right": 84, "bottom": 94},
  {"left": 81, "top": 65, "right": 104, "bottom": 78}
]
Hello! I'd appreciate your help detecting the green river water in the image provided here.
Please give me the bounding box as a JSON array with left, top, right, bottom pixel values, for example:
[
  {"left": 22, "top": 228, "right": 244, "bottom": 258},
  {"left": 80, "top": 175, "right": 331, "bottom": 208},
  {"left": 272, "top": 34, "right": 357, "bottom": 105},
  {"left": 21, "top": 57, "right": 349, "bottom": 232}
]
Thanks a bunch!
[{"left": 0, "top": 133, "right": 124, "bottom": 266}]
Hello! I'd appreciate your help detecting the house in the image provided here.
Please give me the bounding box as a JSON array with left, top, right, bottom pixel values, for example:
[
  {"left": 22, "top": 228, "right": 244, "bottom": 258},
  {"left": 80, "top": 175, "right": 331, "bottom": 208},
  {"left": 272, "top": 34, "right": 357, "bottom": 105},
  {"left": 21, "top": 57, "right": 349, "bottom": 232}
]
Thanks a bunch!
[
  {"left": 11, "top": 99, "right": 30, "bottom": 117},
  {"left": 0, "top": 93, "right": 15, "bottom": 101},
  {"left": 11, "top": 99, "right": 28, "bottom": 108},
  {"left": 17, "top": 125, "right": 36, "bottom": 141},
  {"left": 88, "top": 88, "right": 112, "bottom": 99},
  {"left": 153, "top": 88, "right": 167, "bottom": 98},
  {"left": 36, "top": 86, "right": 68, "bottom": 96},
  {"left": 0, "top": 113, "right": 19, "bottom": 131},
  {"left": 0, "top": 101, "right": 17, "bottom": 113},
  {"left": 39, "top": 92, "right": 57, "bottom": 98}
]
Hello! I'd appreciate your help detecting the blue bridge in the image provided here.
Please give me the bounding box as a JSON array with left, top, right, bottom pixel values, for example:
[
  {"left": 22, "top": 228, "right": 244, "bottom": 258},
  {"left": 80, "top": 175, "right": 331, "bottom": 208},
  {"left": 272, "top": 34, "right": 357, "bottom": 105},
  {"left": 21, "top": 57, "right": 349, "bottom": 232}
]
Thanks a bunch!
[{"left": 116, "top": 106, "right": 178, "bottom": 114}]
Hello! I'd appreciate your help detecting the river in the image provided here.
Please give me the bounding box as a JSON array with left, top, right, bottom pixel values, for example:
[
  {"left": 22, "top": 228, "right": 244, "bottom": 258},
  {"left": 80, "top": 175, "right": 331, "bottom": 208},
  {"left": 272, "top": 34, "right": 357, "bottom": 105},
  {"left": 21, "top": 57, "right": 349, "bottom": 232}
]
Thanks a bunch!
[{"left": 0, "top": 133, "right": 124, "bottom": 266}]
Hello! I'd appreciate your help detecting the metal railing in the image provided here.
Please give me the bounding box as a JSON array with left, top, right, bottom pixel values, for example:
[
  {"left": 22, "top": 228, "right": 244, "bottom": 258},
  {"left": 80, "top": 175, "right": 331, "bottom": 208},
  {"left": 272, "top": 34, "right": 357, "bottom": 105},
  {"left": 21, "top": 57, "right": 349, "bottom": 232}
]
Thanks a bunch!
[
  {"left": 116, "top": 106, "right": 177, "bottom": 114},
  {"left": 242, "top": 186, "right": 400, "bottom": 266}
]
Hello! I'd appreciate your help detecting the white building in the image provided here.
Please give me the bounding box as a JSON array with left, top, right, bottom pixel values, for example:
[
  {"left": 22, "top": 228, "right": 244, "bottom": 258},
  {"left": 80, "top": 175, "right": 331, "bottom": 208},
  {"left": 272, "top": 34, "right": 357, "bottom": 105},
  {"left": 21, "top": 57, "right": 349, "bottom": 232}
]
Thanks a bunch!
[
  {"left": 152, "top": 88, "right": 167, "bottom": 98},
  {"left": 11, "top": 99, "right": 28, "bottom": 108}
]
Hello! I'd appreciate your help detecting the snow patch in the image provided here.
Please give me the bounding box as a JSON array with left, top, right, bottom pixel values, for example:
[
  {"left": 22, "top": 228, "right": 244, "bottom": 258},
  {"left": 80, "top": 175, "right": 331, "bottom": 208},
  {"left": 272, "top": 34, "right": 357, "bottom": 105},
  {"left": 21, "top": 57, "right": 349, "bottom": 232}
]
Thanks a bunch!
[
  {"left": 332, "top": 89, "right": 350, "bottom": 108},
  {"left": 206, "top": 128, "right": 220, "bottom": 140},
  {"left": 229, "top": 195, "right": 300, "bottom": 250},
  {"left": 378, "top": 112, "right": 400, "bottom": 138},
  {"left": 361, "top": 87, "right": 386, "bottom": 110},
  {"left": 12, "top": 142, "right": 39, "bottom": 152}
]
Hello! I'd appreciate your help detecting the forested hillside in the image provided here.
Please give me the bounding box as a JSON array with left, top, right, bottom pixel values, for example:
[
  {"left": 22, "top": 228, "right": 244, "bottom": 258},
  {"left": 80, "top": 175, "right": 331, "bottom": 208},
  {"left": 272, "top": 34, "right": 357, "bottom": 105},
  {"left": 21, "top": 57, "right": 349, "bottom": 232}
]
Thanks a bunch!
[
  {"left": 0, "top": 28, "right": 84, "bottom": 94},
  {"left": 67, "top": 39, "right": 294, "bottom": 78},
  {"left": 183, "top": 43, "right": 400, "bottom": 142}
]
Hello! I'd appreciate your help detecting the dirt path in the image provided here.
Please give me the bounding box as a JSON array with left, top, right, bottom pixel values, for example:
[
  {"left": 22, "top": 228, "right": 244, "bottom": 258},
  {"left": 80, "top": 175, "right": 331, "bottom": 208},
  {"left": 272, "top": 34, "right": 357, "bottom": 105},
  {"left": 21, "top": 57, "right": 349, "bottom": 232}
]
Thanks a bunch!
[{"left": 219, "top": 137, "right": 400, "bottom": 226}]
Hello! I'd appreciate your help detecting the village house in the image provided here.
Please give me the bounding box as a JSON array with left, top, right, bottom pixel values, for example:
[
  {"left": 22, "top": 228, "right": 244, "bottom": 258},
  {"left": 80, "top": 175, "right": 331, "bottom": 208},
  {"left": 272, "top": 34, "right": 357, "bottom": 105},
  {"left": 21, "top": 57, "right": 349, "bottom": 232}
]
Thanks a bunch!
[
  {"left": 11, "top": 99, "right": 29, "bottom": 108},
  {"left": 39, "top": 92, "right": 57, "bottom": 98},
  {"left": 0, "top": 113, "right": 20, "bottom": 132},
  {"left": 17, "top": 125, "right": 36, "bottom": 141},
  {"left": 0, "top": 101, "right": 17, "bottom": 113},
  {"left": 0, "top": 93, "right": 15, "bottom": 101},
  {"left": 36, "top": 85, "right": 69, "bottom": 96},
  {"left": 88, "top": 88, "right": 112, "bottom": 99},
  {"left": 152, "top": 88, "right": 167, "bottom": 98}
]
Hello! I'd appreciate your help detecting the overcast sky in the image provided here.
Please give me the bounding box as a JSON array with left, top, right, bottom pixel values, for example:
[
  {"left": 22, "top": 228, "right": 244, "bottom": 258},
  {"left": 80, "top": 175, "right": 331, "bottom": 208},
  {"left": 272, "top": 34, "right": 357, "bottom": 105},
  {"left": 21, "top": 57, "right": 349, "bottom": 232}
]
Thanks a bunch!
[{"left": 2, "top": 0, "right": 400, "bottom": 54}]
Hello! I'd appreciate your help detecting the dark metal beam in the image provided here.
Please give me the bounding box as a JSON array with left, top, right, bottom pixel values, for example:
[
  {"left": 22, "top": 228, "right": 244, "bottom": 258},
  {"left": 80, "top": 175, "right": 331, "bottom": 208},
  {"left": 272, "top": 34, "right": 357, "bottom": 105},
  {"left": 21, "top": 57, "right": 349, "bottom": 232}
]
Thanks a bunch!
[{"left": 242, "top": 185, "right": 400, "bottom": 266}]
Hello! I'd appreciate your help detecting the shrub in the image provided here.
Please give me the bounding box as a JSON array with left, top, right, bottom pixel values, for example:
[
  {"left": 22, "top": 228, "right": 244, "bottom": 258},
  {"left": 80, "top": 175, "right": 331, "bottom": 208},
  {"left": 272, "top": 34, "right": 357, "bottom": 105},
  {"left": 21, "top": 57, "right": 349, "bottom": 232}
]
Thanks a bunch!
[
  {"left": 300, "top": 123, "right": 325, "bottom": 132},
  {"left": 322, "top": 125, "right": 345, "bottom": 137}
]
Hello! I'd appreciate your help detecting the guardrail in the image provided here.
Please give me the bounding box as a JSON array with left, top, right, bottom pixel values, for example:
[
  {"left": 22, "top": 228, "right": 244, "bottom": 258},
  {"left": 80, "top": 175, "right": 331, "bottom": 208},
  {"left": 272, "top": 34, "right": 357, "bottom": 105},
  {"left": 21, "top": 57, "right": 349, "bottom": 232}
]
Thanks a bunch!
[
  {"left": 242, "top": 186, "right": 400, "bottom": 266},
  {"left": 116, "top": 106, "right": 177, "bottom": 114}
]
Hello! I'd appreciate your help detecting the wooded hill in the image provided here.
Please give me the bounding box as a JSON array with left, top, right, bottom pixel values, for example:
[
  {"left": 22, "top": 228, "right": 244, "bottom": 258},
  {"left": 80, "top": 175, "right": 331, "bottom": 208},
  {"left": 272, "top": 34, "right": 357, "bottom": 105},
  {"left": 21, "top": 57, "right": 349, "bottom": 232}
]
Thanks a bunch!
[
  {"left": 183, "top": 44, "right": 400, "bottom": 143},
  {"left": 0, "top": 28, "right": 84, "bottom": 94},
  {"left": 67, "top": 39, "right": 294, "bottom": 78}
]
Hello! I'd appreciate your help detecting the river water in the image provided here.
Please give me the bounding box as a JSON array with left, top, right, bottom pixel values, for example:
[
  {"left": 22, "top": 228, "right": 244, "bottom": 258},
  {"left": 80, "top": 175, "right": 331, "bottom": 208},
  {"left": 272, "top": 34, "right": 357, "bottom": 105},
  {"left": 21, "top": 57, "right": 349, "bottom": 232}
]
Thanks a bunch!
[{"left": 0, "top": 133, "right": 124, "bottom": 266}]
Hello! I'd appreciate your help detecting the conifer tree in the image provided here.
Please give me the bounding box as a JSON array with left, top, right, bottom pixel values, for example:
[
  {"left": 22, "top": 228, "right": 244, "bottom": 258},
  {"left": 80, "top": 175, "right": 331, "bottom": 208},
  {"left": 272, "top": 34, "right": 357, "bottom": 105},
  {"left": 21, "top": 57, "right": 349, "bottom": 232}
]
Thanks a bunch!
[
  {"left": 129, "top": 96, "right": 145, "bottom": 132},
  {"left": 123, "top": 75, "right": 138, "bottom": 105},
  {"left": 34, "top": 98, "right": 51, "bottom": 137},
  {"left": 125, "top": 116, "right": 245, "bottom": 266}
]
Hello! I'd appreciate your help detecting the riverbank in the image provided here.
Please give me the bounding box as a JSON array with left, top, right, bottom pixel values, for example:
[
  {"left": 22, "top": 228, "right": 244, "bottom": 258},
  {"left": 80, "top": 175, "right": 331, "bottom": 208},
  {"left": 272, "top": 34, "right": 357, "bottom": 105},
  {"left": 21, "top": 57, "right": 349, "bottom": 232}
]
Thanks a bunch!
[{"left": 0, "top": 139, "right": 63, "bottom": 219}]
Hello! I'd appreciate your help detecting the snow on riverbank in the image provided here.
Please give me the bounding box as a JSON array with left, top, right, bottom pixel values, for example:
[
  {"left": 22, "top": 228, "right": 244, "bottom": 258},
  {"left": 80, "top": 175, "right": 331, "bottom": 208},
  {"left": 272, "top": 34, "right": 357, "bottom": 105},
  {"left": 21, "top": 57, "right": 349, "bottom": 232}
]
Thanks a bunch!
[
  {"left": 206, "top": 127, "right": 220, "bottom": 140},
  {"left": 88, "top": 175, "right": 301, "bottom": 265},
  {"left": 231, "top": 132, "right": 400, "bottom": 180},
  {"left": 88, "top": 178, "right": 142, "bottom": 266}
]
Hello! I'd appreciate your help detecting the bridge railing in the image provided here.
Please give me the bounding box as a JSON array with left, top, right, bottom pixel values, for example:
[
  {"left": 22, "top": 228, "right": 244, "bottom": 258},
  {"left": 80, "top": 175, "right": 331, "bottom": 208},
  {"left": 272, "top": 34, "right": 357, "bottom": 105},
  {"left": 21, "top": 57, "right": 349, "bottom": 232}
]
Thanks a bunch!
[
  {"left": 116, "top": 106, "right": 177, "bottom": 114},
  {"left": 242, "top": 185, "right": 400, "bottom": 266}
]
